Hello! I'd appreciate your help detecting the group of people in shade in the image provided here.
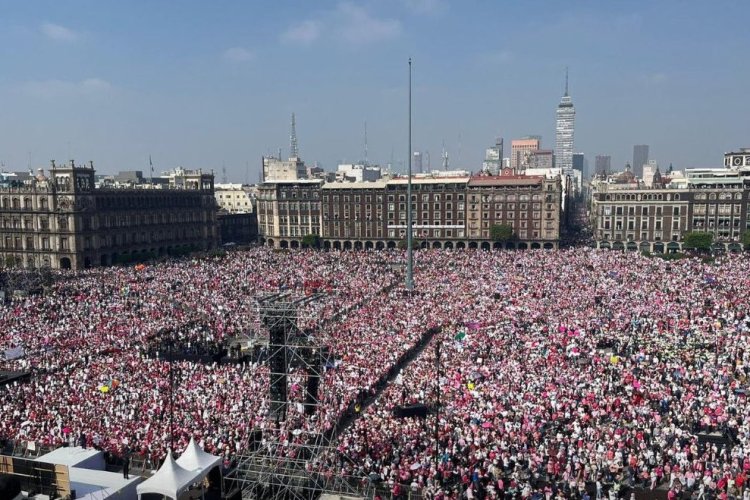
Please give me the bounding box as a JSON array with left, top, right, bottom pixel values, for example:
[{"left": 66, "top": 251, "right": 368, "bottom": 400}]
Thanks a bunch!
[{"left": 1, "top": 247, "right": 749, "bottom": 499}]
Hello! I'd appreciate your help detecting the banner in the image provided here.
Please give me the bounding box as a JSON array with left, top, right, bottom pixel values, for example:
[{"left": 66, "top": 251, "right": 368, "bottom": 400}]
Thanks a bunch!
[{"left": 3, "top": 346, "right": 25, "bottom": 360}]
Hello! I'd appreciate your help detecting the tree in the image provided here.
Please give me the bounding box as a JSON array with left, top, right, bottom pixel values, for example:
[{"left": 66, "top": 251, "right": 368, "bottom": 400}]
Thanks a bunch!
[
  {"left": 742, "top": 231, "right": 750, "bottom": 251},
  {"left": 301, "top": 234, "right": 321, "bottom": 249},
  {"left": 490, "top": 224, "right": 514, "bottom": 243},
  {"left": 683, "top": 232, "right": 713, "bottom": 253}
]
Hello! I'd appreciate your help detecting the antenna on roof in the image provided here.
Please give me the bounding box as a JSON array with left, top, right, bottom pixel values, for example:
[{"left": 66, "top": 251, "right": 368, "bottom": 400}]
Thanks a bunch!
[
  {"left": 564, "top": 66, "right": 569, "bottom": 96},
  {"left": 221, "top": 162, "right": 227, "bottom": 184},
  {"left": 290, "top": 112, "right": 299, "bottom": 158}
]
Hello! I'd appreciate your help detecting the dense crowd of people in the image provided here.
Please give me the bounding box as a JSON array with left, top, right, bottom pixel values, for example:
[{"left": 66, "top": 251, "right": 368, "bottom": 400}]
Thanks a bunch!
[{"left": 1, "top": 247, "right": 750, "bottom": 499}]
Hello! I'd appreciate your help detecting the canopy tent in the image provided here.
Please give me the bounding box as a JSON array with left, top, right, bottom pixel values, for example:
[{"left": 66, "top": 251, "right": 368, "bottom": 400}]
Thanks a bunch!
[
  {"left": 137, "top": 451, "right": 200, "bottom": 500},
  {"left": 176, "top": 438, "right": 222, "bottom": 483}
]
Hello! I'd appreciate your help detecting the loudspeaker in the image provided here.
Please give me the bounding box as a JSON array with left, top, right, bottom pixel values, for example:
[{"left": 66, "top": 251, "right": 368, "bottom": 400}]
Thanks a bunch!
[
  {"left": 393, "top": 404, "right": 428, "bottom": 419},
  {"left": 304, "top": 375, "right": 320, "bottom": 416}
]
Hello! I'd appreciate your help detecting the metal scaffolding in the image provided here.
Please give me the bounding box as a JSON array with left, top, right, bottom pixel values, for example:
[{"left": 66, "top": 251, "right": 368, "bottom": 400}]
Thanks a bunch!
[{"left": 228, "top": 293, "right": 369, "bottom": 500}]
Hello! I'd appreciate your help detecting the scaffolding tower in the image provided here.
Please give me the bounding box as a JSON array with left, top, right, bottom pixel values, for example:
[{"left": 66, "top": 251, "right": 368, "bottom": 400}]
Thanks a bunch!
[{"left": 228, "top": 293, "right": 369, "bottom": 500}]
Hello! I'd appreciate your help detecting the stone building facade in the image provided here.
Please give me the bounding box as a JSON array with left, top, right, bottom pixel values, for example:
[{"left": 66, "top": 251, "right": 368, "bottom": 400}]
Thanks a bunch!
[
  {"left": 0, "top": 161, "right": 218, "bottom": 270},
  {"left": 256, "top": 180, "right": 323, "bottom": 248},
  {"left": 259, "top": 174, "right": 563, "bottom": 250},
  {"left": 589, "top": 152, "right": 750, "bottom": 252}
]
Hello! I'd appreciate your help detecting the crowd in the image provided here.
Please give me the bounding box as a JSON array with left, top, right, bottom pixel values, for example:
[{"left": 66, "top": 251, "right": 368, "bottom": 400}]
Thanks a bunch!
[
  {"left": 1, "top": 248, "right": 750, "bottom": 500},
  {"left": 328, "top": 250, "right": 750, "bottom": 499},
  {"left": 0, "top": 249, "right": 398, "bottom": 372}
]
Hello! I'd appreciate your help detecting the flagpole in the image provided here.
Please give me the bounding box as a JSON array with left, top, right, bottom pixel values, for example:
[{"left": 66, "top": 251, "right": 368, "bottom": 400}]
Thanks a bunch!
[{"left": 406, "top": 58, "right": 414, "bottom": 291}]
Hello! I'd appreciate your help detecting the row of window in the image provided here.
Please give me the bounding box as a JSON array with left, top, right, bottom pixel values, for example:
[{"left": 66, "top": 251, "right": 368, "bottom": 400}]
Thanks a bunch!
[
  {"left": 600, "top": 230, "right": 744, "bottom": 242},
  {"left": 600, "top": 206, "right": 685, "bottom": 216}
]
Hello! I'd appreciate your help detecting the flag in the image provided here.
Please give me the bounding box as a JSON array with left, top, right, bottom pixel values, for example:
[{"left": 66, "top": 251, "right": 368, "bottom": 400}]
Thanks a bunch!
[
  {"left": 455, "top": 331, "right": 466, "bottom": 341},
  {"left": 149, "top": 155, "right": 154, "bottom": 183}
]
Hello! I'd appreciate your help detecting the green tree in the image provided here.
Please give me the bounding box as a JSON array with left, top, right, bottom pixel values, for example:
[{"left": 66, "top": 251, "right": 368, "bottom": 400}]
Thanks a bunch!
[
  {"left": 301, "top": 234, "right": 321, "bottom": 249},
  {"left": 490, "top": 224, "right": 514, "bottom": 242},
  {"left": 683, "top": 232, "right": 713, "bottom": 253},
  {"left": 742, "top": 231, "right": 750, "bottom": 251}
]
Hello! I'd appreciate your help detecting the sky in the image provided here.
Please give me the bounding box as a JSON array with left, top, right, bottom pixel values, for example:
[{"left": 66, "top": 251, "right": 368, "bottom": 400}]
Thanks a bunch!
[{"left": 0, "top": 0, "right": 748, "bottom": 181}]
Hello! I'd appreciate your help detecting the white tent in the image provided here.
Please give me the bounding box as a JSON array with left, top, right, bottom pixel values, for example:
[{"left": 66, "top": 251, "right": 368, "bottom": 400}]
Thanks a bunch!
[
  {"left": 175, "top": 438, "right": 222, "bottom": 482},
  {"left": 137, "top": 451, "right": 200, "bottom": 500}
]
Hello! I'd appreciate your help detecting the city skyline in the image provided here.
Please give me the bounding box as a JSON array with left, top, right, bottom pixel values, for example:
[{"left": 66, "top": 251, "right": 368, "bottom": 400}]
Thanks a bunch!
[
  {"left": 555, "top": 69, "right": 575, "bottom": 172},
  {"left": 0, "top": 1, "right": 749, "bottom": 181}
]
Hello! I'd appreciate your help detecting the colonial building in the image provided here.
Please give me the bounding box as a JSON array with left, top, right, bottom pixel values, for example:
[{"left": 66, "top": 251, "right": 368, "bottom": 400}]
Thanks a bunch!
[
  {"left": 256, "top": 180, "right": 323, "bottom": 248},
  {"left": 214, "top": 183, "right": 255, "bottom": 213},
  {"left": 0, "top": 161, "right": 218, "bottom": 270},
  {"left": 589, "top": 151, "right": 750, "bottom": 252},
  {"left": 259, "top": 173, "right": 564, "bottom": 250}
]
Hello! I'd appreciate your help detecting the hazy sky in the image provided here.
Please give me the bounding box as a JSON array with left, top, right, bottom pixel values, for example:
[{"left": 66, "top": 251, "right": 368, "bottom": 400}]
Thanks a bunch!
[{"left": 1, "top": 0, "right": 748, "bottom": 181}]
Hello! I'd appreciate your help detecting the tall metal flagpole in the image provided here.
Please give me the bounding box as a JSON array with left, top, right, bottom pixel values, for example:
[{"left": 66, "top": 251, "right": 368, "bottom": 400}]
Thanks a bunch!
[{"left": 406, "top": 58, "right": 414, "bottom": 291}]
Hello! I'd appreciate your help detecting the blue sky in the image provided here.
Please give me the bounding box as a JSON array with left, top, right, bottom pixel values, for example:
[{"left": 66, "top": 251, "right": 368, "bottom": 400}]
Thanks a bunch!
[{"left": 0, "top": 0, "right": 748, "bottom": 181}]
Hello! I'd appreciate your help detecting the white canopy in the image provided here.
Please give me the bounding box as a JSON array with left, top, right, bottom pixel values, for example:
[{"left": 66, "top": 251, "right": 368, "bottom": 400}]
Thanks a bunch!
[
  {"left": 176, "top": 438, "right": 222, "bottom": 482},
  {"left": 137, "top": 451, "right": 200, "bottom": 500}
]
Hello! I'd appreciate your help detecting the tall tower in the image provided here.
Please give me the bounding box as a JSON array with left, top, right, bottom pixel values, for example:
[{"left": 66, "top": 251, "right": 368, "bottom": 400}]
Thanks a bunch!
[
  {"left": 555, "top": 68, "right": 576, "bottom": 173},
  {"left": 290, "top": 113, "right": 299, "bottom": 159},
  {"left": 412, "top": 151, "right": 423, "bottom": 174},
  {"left": 632, "top": 145, "right": 649, "bottom": 179},
  {"left": 595, "top": 155, "right": 611, "bottom": 176}
]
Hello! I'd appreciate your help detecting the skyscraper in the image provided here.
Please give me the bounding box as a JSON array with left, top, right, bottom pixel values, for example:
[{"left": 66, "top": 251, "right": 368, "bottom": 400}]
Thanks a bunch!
[
  {"left": 555, "top": 69, "right": 576, "bottom": 172},
  {"left": 510, "top": 136, "right": 541, "bottom": 171},
  {"left": 632, "top": 145, "right": 649, "bottom": 179},
  {"left": 595, "top": 155, "right": 611, "bottom": 176},
  {"left": 412, "top": 151, "right": 423, "bottom": 174},
  {"left": 482, "top": 137, "right": 503, "bottom": 175},
  {"left": 572, "top": 153, "right": 584, "bottom": 172}
]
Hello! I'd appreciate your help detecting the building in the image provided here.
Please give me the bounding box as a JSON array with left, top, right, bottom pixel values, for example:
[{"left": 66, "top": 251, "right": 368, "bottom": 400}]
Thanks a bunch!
[
  {"left": 632, "top": 145, "right": 650, "bottom": 179},
  {"left": 0, "top": 161, "right": 218, "bottom": 270},
  {"left": 572, "top": 153, "right": 584, "bottom": 173},
  {"left": 262, "top": 155, "right": 306, "bottom": 182},
  {"left": 336, "top": 164, "right": 383, "bottom": 183},
  {"left": 528, "top": 150, "right": 554, "bottom": 169},
  {"left": 555, "top": 72, "right": 576, "bottom": 172},
  {"left": 413, "top": 152, "right": 423, "bottom": 174},
  {"left": 262, "top": 113, "right": 308, "bottom": 181},
  {"left": 510, "top": 137, "right": 541, "bottom": 171},
  {"left": 482, "top": 138, "right": 503, "bottom": 176},
  {"left": 724, "top": 148, "right": 750, "bottom": 168},
  {"left": 214, "top": 183, "right": 254, "bottom": 213},
  {"left": 256, "top": 179, "right": 323, "bottom": 248},
  {"left": 642, "top": 160, "right": 658, "bottom": 188},
  {"left": 113, "top": 171, "right": 145, "bottom": 185},
  {"left": 260, "top": 173, "right": 564, "bottom": 250},
  {"left": 595, "top": 155, "right": 612, "bottom": 176},
  {"left": 589, "top": 150, "right": 750, "bottom": 252},
  {"left": 465, "top": 175, "right": 561, "bottom": 247}
]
